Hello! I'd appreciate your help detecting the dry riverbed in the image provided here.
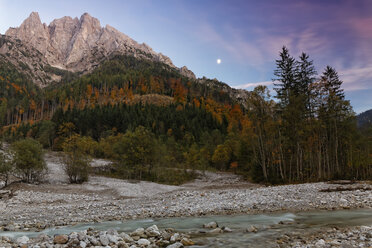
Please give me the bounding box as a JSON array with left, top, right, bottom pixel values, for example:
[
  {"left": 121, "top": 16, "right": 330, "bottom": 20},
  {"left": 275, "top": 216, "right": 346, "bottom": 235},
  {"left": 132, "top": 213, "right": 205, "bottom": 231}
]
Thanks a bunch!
[{"left": 0, "top": 152, "right": 371, "bottom": 247}]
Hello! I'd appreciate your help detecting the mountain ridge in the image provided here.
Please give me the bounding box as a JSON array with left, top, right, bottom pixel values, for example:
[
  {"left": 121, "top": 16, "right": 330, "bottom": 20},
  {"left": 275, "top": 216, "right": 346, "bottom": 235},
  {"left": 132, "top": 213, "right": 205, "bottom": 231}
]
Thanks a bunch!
[{"left": 3, "top": 12, "right": 196, "bottom": 84}]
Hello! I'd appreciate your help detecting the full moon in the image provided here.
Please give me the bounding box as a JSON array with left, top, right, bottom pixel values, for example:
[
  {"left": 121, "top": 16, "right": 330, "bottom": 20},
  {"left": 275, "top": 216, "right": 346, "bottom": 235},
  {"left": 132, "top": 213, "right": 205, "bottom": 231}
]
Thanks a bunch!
[{"left": 217, "top": 59, "right": 221, "bottom": 64}]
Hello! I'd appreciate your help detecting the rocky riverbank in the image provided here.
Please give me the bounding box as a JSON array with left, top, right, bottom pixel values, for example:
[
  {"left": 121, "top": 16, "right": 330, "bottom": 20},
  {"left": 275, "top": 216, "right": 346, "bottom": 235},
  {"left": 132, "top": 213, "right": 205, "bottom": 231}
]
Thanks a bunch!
[
  {"left": 279, "top": 225, "right": 372, "bottom": 247},
  {"left": 0, "top": 153, "right": 371, "bottom": 247},
  {"left": 0, "top": 181, "right": 370, "bottom": 232},
  {"left": 0, "top": 225, "right": 197, "bottom": 248}
]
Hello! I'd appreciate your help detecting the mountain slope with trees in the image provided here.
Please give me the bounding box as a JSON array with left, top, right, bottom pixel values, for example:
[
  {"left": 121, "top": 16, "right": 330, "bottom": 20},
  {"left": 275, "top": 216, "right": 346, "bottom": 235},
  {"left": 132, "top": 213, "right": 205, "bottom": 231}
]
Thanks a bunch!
[
  {"left": 0, "top": 12, "right": 370, "bottom": 185},
  {"left": 358, "top": 109, "right": 372, "bottom": 127}
]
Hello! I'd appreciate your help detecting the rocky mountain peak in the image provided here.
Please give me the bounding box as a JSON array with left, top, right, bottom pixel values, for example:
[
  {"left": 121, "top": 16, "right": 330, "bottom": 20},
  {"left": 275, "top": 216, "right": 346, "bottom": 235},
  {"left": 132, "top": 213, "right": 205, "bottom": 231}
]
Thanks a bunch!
[{"left": 3, "top": 12, "right": 197, "bottom": 85}]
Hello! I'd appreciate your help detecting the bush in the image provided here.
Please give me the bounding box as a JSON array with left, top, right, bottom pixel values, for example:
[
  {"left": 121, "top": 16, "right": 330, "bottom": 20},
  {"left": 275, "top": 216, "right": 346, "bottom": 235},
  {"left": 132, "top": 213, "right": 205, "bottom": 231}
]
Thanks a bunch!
[
  {"left": 0, "top": 151, "right": 12, "bottom": 187},
  {"left": 11, "top": 138, "right": 47, "bottom": 183},
  {"left": 62, "top": 135, "right": 91, "bottom": 184},
  {"left": 64, "top": 153, "right": 90, "bottom": 183}
]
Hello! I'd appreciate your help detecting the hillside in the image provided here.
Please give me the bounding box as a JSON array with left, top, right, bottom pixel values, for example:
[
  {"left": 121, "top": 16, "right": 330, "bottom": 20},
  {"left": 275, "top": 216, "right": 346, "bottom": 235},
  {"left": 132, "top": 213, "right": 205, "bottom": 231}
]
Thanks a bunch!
[
  {"left": 0, "top": 12, "right": 370, "bottom": 185},
  {"left": 357, "top": 109, "right": 372, "bottom": 127}
]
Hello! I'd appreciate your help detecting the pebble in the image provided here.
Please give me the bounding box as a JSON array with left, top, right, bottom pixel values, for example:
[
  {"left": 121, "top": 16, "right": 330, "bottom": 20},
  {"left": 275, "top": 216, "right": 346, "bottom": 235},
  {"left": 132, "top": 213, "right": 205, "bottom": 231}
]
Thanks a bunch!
[
  {"left": 0, "top": 182, "right": 370, "bottom": 231},
  {"left": 0, "top": 227, "right": 195, "bottom": 247},
  {"left": 137, "top": 238, "right": 151, "bottom": 246}
]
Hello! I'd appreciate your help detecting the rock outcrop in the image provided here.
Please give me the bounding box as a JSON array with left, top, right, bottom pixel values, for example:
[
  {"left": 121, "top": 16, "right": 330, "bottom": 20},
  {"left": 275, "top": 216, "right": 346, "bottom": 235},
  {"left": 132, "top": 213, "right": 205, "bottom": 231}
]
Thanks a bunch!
[{"left": 5, "top": 12, "right": 180, "bottom": 76}]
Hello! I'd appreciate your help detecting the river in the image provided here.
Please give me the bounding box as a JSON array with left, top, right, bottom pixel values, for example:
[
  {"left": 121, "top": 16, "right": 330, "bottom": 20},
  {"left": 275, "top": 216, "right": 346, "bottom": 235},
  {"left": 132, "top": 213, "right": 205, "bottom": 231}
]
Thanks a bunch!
[{"left": 1, "top": 209, "right": 371, "bottom": 247}]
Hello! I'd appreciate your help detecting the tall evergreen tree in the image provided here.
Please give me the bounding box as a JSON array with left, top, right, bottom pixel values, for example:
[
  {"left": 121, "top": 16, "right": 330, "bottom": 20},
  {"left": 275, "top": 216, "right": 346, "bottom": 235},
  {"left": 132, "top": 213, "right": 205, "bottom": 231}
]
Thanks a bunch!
[{"left": 273, "top": 46, "right": 297, "bottom": 109}]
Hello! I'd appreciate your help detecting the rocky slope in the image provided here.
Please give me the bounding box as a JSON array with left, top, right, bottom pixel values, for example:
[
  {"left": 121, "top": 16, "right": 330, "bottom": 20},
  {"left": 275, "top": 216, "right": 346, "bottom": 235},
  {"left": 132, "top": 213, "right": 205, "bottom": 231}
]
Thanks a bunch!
[
  {"left": 1, "top": 12, "right": 253, "bottom": 105},
  {"left": 0, "top": 35, "right": 66, "bottom": 87},
  {"left": 3, "top": 12, "right": 195, "bottom": 86}
]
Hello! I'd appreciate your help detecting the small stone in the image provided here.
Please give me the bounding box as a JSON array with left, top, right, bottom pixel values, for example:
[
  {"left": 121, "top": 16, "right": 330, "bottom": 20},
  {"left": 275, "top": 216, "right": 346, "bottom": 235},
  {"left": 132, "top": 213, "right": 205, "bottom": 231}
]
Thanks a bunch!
[
  {"left": 100, "top": 234, "right": 110, "bottom": 246},
  {"left": 246, "top": 225, "right": 258, "bottom": 233},
  {"left": 16, "top": 236, "right": 29, "bottom": 244},
  {"left": 53, "top": 234, "right": 68, "bottom": 244},
  {"left": 89, "top": 236, "right": 100, "bottom": 246},
  {"left": 131, "top": 228, "right": 145, "bottom": 237},
  {"left": 209, "top": 228, "right": 222, "bottom": 234},
  {"left": 222, "top": 227, "right": 232, "bottom": 232},
  {"left": 80, "top": 241, "right": 87, "bottom": 248},
  {"left": 181, "top": 237, "right": 194, "bottom": 246},
  {"left": 315, "top": 239, "right": 326, "bottom": 247},
  {"left": 107, "top": 228, "right": 119, "bottom": 236},
  {"left": 132, "top": 235, "right": 140, "bottom": 241},
  {"left": 2, "top": 236, "right": 11, "bottom": 242},
  {"left": 145, "top": 224, "right": 160, "bottom": 237},
  {"left": 156, "top": 239, "right": 170, "bottom": 246},
  {"left": 162, "top": 232, "right": 172, "bottom": 241},
  {"left": 170, "top": 233, "right": 181, "bottom": 242},
  {"left": 203, "top": 221, "right": 218, "bottom": 229},
  {"left": 137, "top": 238, "right": 151, "bottom": 246},
  {"left": 118, "top": 241, "right": 130, "bottom": 248},
  {"left": 166, "top": 242, "right": 184, "bottom": 248},
  {"left": 107, "top": 234, "right": 119, "bottom": 244},
  {"left": 119, "top": 232, "right": 134, "bottom": 242}
]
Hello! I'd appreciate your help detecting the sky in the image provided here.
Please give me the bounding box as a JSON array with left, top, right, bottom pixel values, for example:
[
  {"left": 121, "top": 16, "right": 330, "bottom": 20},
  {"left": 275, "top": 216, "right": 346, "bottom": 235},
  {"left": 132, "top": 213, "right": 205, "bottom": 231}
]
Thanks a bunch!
[{"left": 0, "top": 0, "right": 371, "bottom": 113}]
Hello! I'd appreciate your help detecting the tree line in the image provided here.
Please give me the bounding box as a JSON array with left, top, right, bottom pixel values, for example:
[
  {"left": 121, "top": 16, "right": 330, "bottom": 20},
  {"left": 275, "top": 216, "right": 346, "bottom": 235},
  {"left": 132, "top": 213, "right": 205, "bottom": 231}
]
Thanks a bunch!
[{"left": 0, "top": 49, "right": 371, "bottom": 185}]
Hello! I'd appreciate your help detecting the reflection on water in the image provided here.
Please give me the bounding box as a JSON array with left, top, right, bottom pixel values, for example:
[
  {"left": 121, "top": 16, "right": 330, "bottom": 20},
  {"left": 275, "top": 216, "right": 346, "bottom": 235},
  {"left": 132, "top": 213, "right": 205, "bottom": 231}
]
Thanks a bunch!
[{"left": 1, "top": 209, "right": 371, "bottom": 247}]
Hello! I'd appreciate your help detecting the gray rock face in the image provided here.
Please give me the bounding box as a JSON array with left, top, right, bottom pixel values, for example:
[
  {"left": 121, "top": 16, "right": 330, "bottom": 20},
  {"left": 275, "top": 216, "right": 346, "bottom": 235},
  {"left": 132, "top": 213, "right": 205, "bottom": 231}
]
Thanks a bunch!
[
  {"left": 179, "top": 66, "right": 196, "bottom": 79},
  {"left": 5, "top": 12, "right": 177, "bottom": 74}
]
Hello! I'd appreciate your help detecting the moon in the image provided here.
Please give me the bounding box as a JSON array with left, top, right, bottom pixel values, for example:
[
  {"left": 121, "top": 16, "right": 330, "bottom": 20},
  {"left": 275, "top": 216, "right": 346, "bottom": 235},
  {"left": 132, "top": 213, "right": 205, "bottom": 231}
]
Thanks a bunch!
[{"left": 217, "top": 58, "right": 221, "bottom": 64}]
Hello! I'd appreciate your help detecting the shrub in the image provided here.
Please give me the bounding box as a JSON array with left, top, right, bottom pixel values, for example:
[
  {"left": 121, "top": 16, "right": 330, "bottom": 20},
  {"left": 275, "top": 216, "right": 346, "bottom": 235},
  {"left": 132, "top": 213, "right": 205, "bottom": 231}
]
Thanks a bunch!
[
  {"left": 62, "top": 135, "right": 91, "bottom": 184},
  {"left": 64, "top": 153, "right": 90, "bottom": 183},
  {"left": 11, "top": 138, "right": 47, "bottom": 183},
  {"left": 0, "top": 151, "right": 12, "bottom": 187}
]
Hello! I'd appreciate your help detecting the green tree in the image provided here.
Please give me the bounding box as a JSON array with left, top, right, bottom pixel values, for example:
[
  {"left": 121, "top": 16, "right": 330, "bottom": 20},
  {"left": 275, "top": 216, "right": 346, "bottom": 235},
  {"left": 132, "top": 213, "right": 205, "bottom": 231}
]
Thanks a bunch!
[
  {"left": 12, "top": 139, "right": 47, "bottom": 183},
  {"left": 212, "top": 144, "right": 231, "bottom": 170},
  {"left": 62, "top": 135, "right": 91, "bottom": 184},
  {"left": 36, "top": 120, "right": 56, "bottom": 148},
  {"left": 113, "top": 126, "right": 157, "bottom": 180},
  {"left": 0, "top": 151, "right": 12, "bottom": 187}
]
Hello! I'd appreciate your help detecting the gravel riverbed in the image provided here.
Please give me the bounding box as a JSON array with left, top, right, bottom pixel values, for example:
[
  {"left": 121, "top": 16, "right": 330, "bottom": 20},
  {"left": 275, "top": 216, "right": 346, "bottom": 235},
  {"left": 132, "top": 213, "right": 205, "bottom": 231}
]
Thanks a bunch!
[{"left": 0, "top": 152, "right": 371, "bottom": 247}]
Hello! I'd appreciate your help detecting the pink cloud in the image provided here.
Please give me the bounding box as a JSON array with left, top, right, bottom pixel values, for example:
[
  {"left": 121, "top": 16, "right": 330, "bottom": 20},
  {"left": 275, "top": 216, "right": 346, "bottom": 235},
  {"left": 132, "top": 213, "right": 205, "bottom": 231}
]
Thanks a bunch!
[
  {"left": 339, "top": 64, "right": 372, "bottom": 91},
  {"left": 350, "top": 17, "right": 372, "bottom": 39},
  {"left": 236, "top": 81, "right": 273, "bottom": 89}
]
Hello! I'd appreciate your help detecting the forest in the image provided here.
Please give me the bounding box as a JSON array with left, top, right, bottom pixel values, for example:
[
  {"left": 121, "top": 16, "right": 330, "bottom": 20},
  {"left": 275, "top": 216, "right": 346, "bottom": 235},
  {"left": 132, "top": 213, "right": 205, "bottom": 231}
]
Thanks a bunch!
[{"left": 0, "top": 48, "right": 371, "bottom": 184}]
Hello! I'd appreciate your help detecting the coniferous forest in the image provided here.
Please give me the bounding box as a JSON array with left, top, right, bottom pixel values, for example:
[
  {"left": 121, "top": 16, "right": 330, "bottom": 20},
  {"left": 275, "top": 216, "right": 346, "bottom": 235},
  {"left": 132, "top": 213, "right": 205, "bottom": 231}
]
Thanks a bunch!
[{"left": 0, "top": 48, "right": 371, "bottom": 184}]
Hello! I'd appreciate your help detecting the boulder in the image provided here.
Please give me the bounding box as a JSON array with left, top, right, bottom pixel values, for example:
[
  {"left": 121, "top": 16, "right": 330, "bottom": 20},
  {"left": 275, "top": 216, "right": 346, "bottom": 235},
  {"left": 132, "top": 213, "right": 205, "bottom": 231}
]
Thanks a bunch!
[{"left": 53, "top": 234, "right": 69, "bottom": 244}]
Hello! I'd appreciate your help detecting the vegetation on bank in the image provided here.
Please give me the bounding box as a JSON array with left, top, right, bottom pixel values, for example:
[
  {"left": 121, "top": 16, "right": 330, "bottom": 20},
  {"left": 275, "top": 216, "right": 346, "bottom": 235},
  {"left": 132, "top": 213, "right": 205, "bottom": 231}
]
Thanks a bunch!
[{"left": 0, "top": 48, "right": 371, "bottom": 185}]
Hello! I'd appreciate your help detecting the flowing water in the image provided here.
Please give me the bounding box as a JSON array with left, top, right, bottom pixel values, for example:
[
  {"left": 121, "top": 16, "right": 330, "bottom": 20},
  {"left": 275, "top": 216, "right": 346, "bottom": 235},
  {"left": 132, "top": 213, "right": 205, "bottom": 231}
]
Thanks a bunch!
[{"left": 1, "top": 209, "right": 371, "bottom": 247}]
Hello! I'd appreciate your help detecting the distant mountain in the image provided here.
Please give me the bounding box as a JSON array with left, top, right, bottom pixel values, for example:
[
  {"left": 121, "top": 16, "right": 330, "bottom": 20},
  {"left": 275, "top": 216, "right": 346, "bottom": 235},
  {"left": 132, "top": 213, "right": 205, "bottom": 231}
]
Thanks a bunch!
[
  {"left": 357, "top": 109, "right": 372, "bottom": 127},
  {"left": 2, "top": 12, "right": 195, "bottom": 86}
]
